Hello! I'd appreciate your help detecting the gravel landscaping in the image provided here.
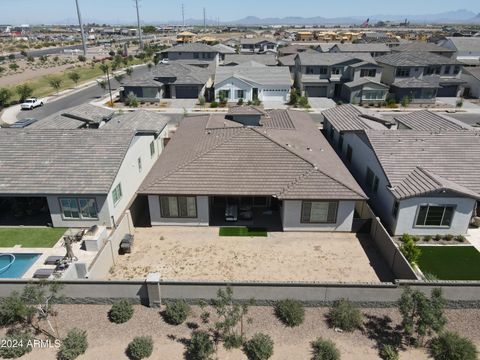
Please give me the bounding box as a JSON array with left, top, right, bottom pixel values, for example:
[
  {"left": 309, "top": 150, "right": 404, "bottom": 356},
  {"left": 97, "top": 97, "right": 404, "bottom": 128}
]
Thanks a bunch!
[{"left": 4, "top": 304, "right": 478, "bottom": 360}]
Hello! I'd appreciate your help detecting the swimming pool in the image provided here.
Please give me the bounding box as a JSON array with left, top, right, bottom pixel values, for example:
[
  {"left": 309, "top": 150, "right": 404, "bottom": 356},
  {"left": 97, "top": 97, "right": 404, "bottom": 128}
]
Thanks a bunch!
[{"left": 0, "top": 253, "right": 41, "bottom": 278}]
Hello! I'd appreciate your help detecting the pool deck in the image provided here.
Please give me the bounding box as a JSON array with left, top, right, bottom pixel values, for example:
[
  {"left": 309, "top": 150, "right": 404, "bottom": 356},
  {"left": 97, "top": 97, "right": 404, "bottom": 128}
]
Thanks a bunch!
[{"left": 1, "top": 229, "right": 99, "bottom": 279}]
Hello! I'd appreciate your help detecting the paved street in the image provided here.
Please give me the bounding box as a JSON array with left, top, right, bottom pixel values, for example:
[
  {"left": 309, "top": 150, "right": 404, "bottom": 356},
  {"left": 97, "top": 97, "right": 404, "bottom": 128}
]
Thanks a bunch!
[{"left": 16, "top": 64, "right": 151, "bottom": 121}]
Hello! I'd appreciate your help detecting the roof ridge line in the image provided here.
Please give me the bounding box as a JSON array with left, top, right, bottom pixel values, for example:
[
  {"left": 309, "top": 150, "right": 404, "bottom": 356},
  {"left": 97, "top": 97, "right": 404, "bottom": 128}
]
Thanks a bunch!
[
  {"left": 143, "top": 126, "right": 246, "bottom": 188},
  {"left": 251, "top": 127, "right": 367, "bottom": 198}
]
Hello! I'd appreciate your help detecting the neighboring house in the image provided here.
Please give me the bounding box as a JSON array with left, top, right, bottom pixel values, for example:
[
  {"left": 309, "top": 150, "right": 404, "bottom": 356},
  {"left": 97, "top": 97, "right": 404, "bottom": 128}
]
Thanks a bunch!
[
  {"left": 240, "top": 38, "right": 278, "bottom": 54},
  {"left": 361, "top": 32, "right": 399, "bottom": 46},
  {"left": 322, "top": 105, "right": 479, "bottom": 236},
  {"left": 0, "top": 126, "right": 168, "bottom": 228},
  {"left": 28, "top": 104, "right": 115, "bottom": 129},
  {"left": 392, "top": 42, "right": 455, "bottom": 58},
  {"left": 160, "top": 43, "right": 219, "bottom": 64},
  {"left": 294, "top": 52, "right": 384, "bottom": 100},
  {"left": 376, "top": 52, "right": 465, "bottom": 103},
  {"left": 295, "top": 31, "right": 315, "bottom": 42},
  {"left": 212, "top": 43, "right": 236, "bottom": 62},
  {"left": 278, "top": 44, "right": 315, "bottom": 56},
  {"left": 437, "top": 37, "right": 480, "bottom": 64},
  {"left": 462, "top": 66, "right": 480, "bottom": 98},
  {"left": 393, "top": 110, "right": 477, "bottom": 131},
  {"left": 138, "top": 108, "right": 367, "bottom": 231},
  {"left": 278, "top": 54, "right": 297, "bottom": 78},
  {"left": 223, "top": 54, "right": 278, "bottom": 66},
  {"left": 121, "top": 62, "right": 214, "bottom": 101},
  {"left": 214, "top": 62, "right": 292, "bottom": 103},
  {"left": 176, "top": 31, "right": 196, "bottom": 44},
  {"left": 329, "top": 43, "right": 391, "bottom": 57}
]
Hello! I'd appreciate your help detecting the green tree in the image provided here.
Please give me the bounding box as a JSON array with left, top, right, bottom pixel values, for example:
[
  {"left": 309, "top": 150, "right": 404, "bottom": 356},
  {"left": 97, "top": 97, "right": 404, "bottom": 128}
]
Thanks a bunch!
[
  {"left": 68, "top": 71, "right": 81, "bottom": 86},
  {"left": 97, "top": 80, "right": 107, "bottom": 91},
  {"left": 125, "top": 92, "right": 139, "bottom": 107},
  {"left": 99, "top": 63, "right": 109, "bottom": 74},
  {"left": 399, "top": 237, "right": 421, "bottom": 265},
  {"left": 48, "top": 76, "right": 63, "bottom": 94},
  {"left": 126, "top": 67, "right": 134, "bottom": 78},
  {"left": 289, "top": 88, "right": 299, "bottom": 106},
  {"left": 77, "top": 55, "right": 87, "bottom": 62},
  {"left": 0, "top": 88, "right": 12, "bottom": 107},
  {"left": 399, "top": 287, "right": 446, "bottom": 346},
  {"left": 142, "top": 25, "right": 157, "bottom": 34},
  {"left": 16, "top": 83, "right": 33, "bottom": 102},
  {"left": 114, "top": 73, "right": 125, "bottom": 84}
]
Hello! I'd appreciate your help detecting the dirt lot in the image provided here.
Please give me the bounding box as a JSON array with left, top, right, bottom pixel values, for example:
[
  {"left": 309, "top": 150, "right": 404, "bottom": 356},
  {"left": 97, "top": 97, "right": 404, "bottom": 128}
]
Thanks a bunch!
[
  {"left": 109, "top": 226, "right": 392, "bottom": 282},
  {"left": 9, "top": 304, "right": 480, "bottom": 360}
]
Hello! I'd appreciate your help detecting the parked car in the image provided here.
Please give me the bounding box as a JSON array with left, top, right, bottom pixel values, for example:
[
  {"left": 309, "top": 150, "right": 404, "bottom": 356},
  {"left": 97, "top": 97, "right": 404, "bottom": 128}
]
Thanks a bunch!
[
  {"left": 20, "top": 98, "right": 43, "bottom": 110},
  {"left": 160, "top": 58, "right": 169, "bottom": 64},
  {"left": 10, "top": 118, "right": 38, "bottom": 128}
]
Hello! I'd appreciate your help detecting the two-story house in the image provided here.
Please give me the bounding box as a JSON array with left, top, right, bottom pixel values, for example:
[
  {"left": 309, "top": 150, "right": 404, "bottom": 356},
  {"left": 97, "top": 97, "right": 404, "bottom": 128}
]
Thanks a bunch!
[
  {"left": 329, "top": 43, "right": 391, "bottom": 57},
  {"left": 240, "top": 38, "right": 278, "bottom": 54},
  {"left": 294, "top": 52, "right": 388, "bottom": 102},
  {"left": 159, "top": 43, "right": 220, "bottom": 65},
  {"left": 376, "top": 52, "right": 465, "bottom": 103}
]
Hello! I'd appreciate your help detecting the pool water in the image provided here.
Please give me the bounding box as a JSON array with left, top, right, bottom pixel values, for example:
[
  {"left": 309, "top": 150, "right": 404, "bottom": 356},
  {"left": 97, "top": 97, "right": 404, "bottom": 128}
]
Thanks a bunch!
[{"left": 0, "top": 253, "right": 41, "bottom": 278}]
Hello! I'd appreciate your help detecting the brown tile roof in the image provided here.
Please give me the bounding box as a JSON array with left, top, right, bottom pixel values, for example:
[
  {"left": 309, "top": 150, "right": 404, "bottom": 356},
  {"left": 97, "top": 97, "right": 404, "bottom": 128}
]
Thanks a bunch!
[
  {"left": 394, "top": 110, "right": 475, "bottom": 132},
  {"left": 139, "top": 111, "right": 366, "bottom": 200},
  {"left": 322, "top": 104, "right": 392, "bottom": 132},
  {"left": 363, "top": 130, "right": 480, "bottom": 200}
]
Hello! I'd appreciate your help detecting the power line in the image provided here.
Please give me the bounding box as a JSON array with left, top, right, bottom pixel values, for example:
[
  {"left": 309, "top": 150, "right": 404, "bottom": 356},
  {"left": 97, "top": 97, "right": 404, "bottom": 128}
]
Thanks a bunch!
[{"left": 74, "top": 0, "right": 87, "bottom": 56}]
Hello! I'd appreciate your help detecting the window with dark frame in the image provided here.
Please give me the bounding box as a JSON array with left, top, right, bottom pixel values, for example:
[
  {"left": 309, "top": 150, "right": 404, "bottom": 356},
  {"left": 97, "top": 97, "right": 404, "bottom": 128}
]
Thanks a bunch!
[
  {"left": 392, "top": 200, "right": 399, "bottom": 219},
  {"left": 346, "top": 145, "right": 353, "bottom": 163},
  {"left": 160, "top": 196, "right": 197, "bottom": 218},
  {"left": 415, "top": 205, "right": 454, "bottom": 227},
  {"left": 301, "top": 201, "right": 338, "bottom": 224},
  {"left": 365, "top": 167, "right": 379, "bottom": 194}
]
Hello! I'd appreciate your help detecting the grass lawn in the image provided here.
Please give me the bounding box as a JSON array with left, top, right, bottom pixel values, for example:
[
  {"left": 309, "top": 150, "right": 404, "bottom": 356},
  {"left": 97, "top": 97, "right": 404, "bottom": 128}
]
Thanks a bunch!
[
  {"left": 219, "top": 227, "right": 268, "bottom": 237},
  {"left": 0, "top": 228, "right": 67, "bottom": 248},
  {"left": 418, "top": 246, "right": 480, "bottom": 280}
]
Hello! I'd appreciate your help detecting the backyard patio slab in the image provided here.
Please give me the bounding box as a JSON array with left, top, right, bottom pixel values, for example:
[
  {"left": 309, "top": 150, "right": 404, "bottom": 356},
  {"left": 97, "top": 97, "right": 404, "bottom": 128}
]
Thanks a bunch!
[{"left": 109, "top": 226, "right": 392, "bottom": 282}]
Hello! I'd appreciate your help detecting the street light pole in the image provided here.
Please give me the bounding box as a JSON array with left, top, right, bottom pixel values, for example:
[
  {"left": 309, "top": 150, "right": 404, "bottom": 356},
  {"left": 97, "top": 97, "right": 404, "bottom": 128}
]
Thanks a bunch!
[
  {"left": 74, "top": 0, "right": 87, "bottom": 57},
  {"left": 135, "top": 0, "right": 143, "bottom": 50}
]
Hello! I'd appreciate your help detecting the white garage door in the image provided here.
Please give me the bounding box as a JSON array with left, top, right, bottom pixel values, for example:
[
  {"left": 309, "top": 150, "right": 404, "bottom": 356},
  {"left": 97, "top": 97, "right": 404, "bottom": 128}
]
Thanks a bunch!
[{"left": 262, "top": 89, "right": 288, "bottom": 101}]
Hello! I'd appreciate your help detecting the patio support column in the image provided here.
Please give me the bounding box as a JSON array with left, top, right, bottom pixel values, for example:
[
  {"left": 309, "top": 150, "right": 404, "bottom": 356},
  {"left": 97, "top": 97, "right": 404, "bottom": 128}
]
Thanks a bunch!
[{"left": 146, "top": 272, "right": 161, "bottom": 307}]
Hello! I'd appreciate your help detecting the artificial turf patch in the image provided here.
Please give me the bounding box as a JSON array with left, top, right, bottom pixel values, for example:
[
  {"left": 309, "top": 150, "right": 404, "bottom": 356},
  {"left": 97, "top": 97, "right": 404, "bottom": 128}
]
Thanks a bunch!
[
  {"left": 418, "top": 246, "right": 480, "bottom": 280},
  {"left": 219, "top": 227, "right": 268, "bottom": 237}
]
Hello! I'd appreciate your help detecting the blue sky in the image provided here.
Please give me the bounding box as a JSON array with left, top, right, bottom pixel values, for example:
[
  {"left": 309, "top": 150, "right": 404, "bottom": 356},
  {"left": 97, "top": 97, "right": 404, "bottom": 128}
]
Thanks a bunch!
[{"left": 1, "top": 0, "right": 479, "bottom": 24}]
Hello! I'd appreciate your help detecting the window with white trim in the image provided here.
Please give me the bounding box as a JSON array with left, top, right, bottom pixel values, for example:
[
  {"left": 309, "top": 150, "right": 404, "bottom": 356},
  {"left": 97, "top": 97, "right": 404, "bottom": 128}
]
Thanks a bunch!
[
  {"left": 301, "top": 201, "right": 338, "bottom": 224},
  {"left": 112, "top": 183, "right": 123, "bottom": 206},
  {"left": 60, "top": 198, "right": 98, "bottom": 220},
  {"left": 415, "top": 205, "right": 454, "bottom": 227},
  {"left": 160, "top": 196, "right": 197, "bottom": 218}
]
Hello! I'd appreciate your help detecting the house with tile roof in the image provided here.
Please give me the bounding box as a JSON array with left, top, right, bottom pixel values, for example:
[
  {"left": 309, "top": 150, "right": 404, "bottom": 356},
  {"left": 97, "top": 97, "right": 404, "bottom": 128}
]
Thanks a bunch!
[
  {"left": 376, "top": 52, "right": 466, "bottom": 103},
  {"left": 462, "top": 66, "right": 480, "bottom": 98},
  {"left": 0, "top": 124, "right": 168, "bottom": 228},
  {"left": 139, "top": 108, "right": 367, "bottom": 231},
  {"left": 321, "top": 105, "right": 480, "bottom": 236},
  {"left": 214, "top": 63, "right": 292, "bottom": 103}
]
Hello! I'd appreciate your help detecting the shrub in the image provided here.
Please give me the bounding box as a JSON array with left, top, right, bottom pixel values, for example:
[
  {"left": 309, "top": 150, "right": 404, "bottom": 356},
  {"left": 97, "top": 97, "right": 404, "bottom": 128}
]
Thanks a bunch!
[
  {"left": 456, "top": 98, "right": 464, "bottom": 108},
  {"left": 252, "top": 98, "right": 261, "bottom": 106},
  {"left": 412, "top": 236, "right": 420, "bottom": 243},
  {"left": 237, "top": 98, "right": 244, "bottom": 105},
  {"left": 289, "top": 88, "right": 299, "bottom": 106},
  {"left": 223, "top": 333, "right": 244, "bottom": 349},
  {"left": 109, "top": 299, "right": 134, "bottom": 324},
  {"left": 186, "top": 331, "right": 214, "bottom": 360},
  {"left": 9, "top": 63, "right": 19, "bottom": 71},
  {"left": 328, "top": 299, "right": 362, "bottom": 332},
  {"left": 163, "top": 300, "right": 189, "bottom": 325},
  {"left": 78, "top": 55, "right": 87, "bottom": 62},
  {"left": 243, "top": 333, "right": 274, "bottom": 360},
  {"left": 423, "top": 235, "right": 432, "bottom": 242},
  {"left": 126, "top": 92, "right": 139, "bottom": 107},
  {"left": 434, "top": 234, "right": 442, "bottom": 241},
  {"left": 127, "top": 336, "right": 153, "bottom": 360},
  {"left": 0, "top": 87, "right": 12, "bottom": 108},
  {"left": 274, "top": 299, "right": 305, "bottom": 327},
  {"left": 198, "top": 95, "right": 206, "bottom": 106},
  {"left": 455, "top": 235, "right": 466, "bottom": 243},
  {"left": 379, "top": 344, "right": 399, "bottom": 360},
  {"left": 0, "top": 330, "right": 33, "bottom": 359},
  {"left": 210, "top": 101, "right": 219, "bottom": 108},
  {"left": 298, "top": 95, "right": 310, "bottom": 108},
  {"left": 444, "top": 234, "right": 454, "bottom": 241},
  {"left": 430, "top": 331, "right": 477, "bottom": 360},
  {"left": 311, "top": 338, "right": 340, "bottom": 360},
  {"left": 400, "top": 237, "right": 421, "bottom": 265},
  {"left": 400, "top": 96, "right": 410, "bottom": 108},
  {"left": 0, "top": 292, "right": 29, "bottom": 326},
  {"left": 58, "top": 328, "right": 88, "bottom": 360},
  {"left": 401, "top": 234, "right": 412, "bottom": 243}
]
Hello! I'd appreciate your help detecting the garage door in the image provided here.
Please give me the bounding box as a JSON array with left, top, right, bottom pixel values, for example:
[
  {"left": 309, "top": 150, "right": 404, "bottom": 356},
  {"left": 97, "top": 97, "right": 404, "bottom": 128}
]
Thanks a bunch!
[
  {"left": 262, "top": 89, "right": 288, "bottom": 102},
  {"left": 176, "top": 86, "right": 200, "bottom": 99},
  {"left": 437, "top": 85, "right": 457, "bottom": 97},
  {"left": 305, "top": 86, "right": 327, "bottom": 97}
]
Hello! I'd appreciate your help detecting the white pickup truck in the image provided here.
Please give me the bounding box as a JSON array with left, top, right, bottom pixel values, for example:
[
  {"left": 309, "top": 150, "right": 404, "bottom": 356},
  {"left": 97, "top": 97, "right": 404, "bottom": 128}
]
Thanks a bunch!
[{"left": 20, "top": 98, "right": 44, "bottom": 110}]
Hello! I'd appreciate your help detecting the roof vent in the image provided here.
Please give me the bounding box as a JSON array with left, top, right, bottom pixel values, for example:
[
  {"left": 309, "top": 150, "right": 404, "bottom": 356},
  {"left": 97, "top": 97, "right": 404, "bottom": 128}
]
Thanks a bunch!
[
  {"left": 206, "top": 130, "right": 211, "bottom": 135},
  {"left": 307, "top": 147, "right": 312, "bottom": 151}
]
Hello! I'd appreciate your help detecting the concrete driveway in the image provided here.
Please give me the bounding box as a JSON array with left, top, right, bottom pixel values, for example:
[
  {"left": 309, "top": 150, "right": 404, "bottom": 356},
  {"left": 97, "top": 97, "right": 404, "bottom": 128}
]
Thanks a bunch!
[
  {"left": 110, "top": 226, "right": 392, "bottom": 282},
  {"left": 164, "top": 99, "right": 198, "bottom": 109},
  {"left": 308, "top": 97, "right": 337, "bottom": 110}
]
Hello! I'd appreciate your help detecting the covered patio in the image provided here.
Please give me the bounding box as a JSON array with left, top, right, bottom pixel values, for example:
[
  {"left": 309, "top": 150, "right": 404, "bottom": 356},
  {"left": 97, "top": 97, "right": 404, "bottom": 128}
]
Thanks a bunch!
[
  {"left": 0, "top": 196, "right": 52, "bottom": 226},
  {"left": 209, "top": 196, "right": 283, "bottom": 231}
]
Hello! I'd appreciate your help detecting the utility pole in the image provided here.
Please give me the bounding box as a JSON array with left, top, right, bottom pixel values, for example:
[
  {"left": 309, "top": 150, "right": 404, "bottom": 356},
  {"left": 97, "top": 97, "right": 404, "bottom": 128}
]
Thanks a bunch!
[
  {"left": 134, "top": 0, "right": 143, "bottom": 50},
  {"left": 182, "top": 3, "right": 185, "bottom": 30},
  {"left": 74, "top": 0, "right": 87, "bottom": 56},
  {"left": 203, "top": 7, "right": 206, "bottom": 33}
]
